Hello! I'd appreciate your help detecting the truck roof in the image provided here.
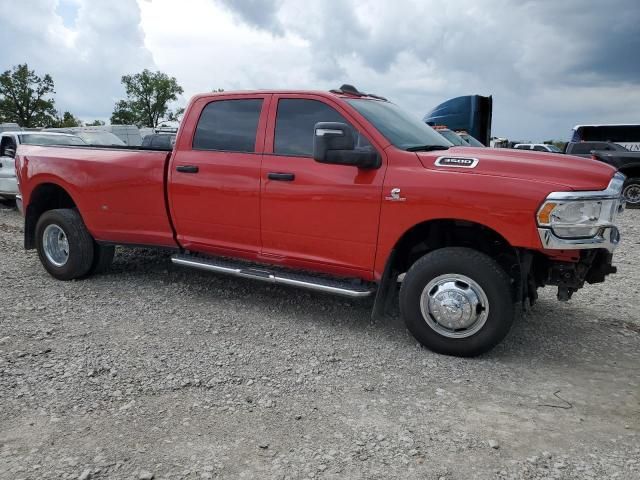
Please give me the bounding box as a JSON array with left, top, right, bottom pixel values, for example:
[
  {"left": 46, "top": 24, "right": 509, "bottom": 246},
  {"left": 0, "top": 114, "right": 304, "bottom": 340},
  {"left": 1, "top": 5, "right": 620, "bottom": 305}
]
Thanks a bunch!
[{"left": 191, "top": 84, "right": 388, "bottom": 103}]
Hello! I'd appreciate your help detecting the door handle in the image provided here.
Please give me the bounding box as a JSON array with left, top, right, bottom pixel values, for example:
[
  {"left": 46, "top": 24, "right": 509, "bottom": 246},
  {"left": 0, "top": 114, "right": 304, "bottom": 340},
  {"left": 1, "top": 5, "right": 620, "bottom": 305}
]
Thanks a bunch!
[
  {"left": 176, "top": 165, "right": 199, "bottom": 173},
  {"left": 267, "top": 172, "right": 295, "bottom": 181}
]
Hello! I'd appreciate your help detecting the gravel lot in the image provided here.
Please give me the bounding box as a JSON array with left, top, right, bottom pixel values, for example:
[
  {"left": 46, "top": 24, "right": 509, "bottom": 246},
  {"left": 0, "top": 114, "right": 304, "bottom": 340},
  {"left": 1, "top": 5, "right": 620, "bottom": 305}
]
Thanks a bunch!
[{"left": 0, "top": 201, "right": 638, "bottom": 480}]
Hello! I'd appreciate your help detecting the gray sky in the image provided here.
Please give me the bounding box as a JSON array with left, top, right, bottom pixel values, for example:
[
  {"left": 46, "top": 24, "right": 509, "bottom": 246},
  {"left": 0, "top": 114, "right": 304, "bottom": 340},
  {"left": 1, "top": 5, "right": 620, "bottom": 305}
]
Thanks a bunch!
[{"left": 1, "top": 0, "right": 638, "bottom": 141}]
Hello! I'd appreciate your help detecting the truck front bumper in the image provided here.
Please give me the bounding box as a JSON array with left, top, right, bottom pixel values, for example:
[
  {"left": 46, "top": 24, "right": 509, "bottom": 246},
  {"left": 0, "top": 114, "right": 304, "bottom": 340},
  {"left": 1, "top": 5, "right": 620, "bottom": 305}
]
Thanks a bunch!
[
  {"left": 531, "top": 248, "right": 617, "bottom": 302},
  {"left": 537, "top": 226, "right": 621, "bottom": 253}
]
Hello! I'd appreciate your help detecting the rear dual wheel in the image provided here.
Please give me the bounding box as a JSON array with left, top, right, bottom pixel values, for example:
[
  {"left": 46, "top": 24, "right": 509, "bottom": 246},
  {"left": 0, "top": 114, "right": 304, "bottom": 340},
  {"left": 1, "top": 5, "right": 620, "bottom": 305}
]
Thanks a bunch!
[
  {"left": 35, "top": 209, "right": 114, "bottom": 280},
  {"left": 400, "top": 247, "right": 515, "bottom": 357}
]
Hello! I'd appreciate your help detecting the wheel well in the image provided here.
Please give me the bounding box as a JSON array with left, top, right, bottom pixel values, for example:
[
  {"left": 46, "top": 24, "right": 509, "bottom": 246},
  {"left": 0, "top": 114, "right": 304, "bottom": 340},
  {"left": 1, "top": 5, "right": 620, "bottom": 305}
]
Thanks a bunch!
[
  {"left": 390, "top": 219, "right": 522, "bottom": 299},
  {"left": 24, "top": 183, "right": 76, "bottom": 249}
]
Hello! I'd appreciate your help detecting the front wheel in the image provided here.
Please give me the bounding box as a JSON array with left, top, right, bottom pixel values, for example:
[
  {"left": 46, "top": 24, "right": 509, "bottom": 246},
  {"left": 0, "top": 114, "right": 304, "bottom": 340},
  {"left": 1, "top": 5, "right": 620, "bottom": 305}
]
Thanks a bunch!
[
  {"left": 400, "top": 247, "right": 515, "bottom": 357},
  {"left": 35, "top": 209, "right": 95, "bottom": 280},
  {"left": 622, "top": 177, "right": 640, "bottom": 208}
]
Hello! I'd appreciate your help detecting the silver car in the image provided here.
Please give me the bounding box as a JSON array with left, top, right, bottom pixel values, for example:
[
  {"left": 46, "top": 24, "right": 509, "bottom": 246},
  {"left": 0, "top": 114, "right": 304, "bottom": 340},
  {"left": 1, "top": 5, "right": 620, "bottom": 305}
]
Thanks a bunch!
[{"left": 0, "top": 131, "right": 85, "bottom": 200}]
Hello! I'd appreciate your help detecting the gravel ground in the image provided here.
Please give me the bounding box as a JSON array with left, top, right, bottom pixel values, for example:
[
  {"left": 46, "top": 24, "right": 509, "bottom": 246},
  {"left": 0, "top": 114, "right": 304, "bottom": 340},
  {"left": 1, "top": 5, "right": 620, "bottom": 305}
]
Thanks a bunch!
[{"left": 0, "top": 201, "right": 638, "bottom": 480}]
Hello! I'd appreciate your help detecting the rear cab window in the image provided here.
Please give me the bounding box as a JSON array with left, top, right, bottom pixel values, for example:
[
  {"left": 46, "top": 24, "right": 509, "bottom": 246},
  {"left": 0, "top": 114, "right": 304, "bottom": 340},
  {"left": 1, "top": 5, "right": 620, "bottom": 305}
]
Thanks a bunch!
[{"left": 193, "top": 99, "right": 264, "bottom": 152}]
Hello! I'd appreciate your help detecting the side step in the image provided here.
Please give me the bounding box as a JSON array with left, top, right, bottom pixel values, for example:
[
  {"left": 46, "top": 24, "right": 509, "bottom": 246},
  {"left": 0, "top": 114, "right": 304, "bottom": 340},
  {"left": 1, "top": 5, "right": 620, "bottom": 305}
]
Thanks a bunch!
[{"left": 171, "top": 253, "right": 375, "bottom": 298}]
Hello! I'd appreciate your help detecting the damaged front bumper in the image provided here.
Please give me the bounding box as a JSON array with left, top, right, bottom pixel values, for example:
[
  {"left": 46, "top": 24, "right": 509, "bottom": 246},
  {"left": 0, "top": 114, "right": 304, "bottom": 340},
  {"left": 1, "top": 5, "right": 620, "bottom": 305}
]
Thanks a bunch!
[{"left": 543, "top": 249, "right": 617, "bottom": 301}]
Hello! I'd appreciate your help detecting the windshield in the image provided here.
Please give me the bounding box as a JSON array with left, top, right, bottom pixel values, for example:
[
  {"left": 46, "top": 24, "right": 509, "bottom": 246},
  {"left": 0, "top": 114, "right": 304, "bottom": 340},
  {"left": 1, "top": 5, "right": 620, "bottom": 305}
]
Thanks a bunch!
[
  {"left": 77, "top": 131, "right": 125, "bottom": 146},
  {"left": 346, "top": 99, "right": 452, "bottom": 150},
  {"left": 19, "top": 134, "right": 86, "bottom": 146},
  {"left": 546, "top": 144, "right": 562, "bottom": 152},
  {"left": 436, "top": 129, "right": 469, "bottom": 146},
  {"left": 458, "top": 133, "right": 485, "bottom": 147}
]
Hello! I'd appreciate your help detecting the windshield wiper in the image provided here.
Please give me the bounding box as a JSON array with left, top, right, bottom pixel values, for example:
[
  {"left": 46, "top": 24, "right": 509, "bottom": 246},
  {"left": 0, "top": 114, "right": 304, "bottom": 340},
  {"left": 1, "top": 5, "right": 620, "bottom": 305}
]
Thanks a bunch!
[{"left": 405, "top": 145, "right": 450, "bottom": 152}]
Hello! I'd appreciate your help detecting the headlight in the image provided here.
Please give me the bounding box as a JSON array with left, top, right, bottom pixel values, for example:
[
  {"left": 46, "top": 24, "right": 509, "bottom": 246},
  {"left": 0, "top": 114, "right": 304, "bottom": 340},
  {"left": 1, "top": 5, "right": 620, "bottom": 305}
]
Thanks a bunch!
[
  {"left": 537, "top": 199, "right": 620, "bottom": 238},
  {"left": 537, "top": 173, "right": 625, "bottom": 240}
]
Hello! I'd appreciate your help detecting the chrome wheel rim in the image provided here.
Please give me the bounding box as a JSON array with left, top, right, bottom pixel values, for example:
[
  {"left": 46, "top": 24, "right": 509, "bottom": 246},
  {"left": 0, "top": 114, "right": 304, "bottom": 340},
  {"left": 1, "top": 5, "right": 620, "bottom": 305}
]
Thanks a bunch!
[
  {"left": 623, "top": 184, "right": 640, "bottom": 205},
  {"left": 420, "top": 274, "right": 489, "bottom": 339},
  {"left": 43, "top": 224, "right": 69, "bottom": 267}
]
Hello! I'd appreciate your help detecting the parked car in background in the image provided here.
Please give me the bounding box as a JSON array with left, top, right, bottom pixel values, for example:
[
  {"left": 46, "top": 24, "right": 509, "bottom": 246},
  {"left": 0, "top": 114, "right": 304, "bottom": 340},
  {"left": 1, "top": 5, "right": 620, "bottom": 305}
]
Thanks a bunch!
[
  {"left": 514, "top": 143, "right": 562, "bottom": 153},
  {"left": 571, "top": 124, "right": 640, "bottom": 152},
  {"left": 565, "top": 141, "right": 629, "bottom": 158},
  {"left": 102, "top": 125, "right": 143, "bottom": 146},
  {"left": 141, "top": 133, "right": 176, "bottom": 149},
  {"left": 15, "top": 85, "right": 625, "bottom": 357},
  {"left": 432, "top": 126, "right": 470, "bottom": 146},
  {"left": 455, "top": 130, "right": 485, "bottom": 147},
  {"left": 139, "top": 127, "right": 154, "bottom": 139},
  {"left": 46, "top": 127, "right": 126, "bottom": 146},
  {"left": 490, "top": 137, "right": 509, "bottom": 148},
  {"left": 0, "top": 123, "right": 22, "bottom": 134},
  {"left": 588, "top": 150, "right": 640, "bottom": 208},
  {"left": 0, "top": 132, "right": 85, "bottom": 199}
]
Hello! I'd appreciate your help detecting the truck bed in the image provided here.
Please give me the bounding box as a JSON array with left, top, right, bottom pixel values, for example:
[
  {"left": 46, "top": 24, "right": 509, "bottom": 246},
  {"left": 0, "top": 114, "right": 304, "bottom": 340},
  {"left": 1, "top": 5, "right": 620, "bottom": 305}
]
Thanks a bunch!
[{"left": 17, "top": 144, "right": 177, "bottom": 247}]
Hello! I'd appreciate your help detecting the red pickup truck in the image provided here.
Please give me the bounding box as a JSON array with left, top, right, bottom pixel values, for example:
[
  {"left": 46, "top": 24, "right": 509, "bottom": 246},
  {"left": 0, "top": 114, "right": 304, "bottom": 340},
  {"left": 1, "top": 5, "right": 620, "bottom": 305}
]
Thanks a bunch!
[{"left": 15, "top": 85, "right": 625, "bottom": 356}]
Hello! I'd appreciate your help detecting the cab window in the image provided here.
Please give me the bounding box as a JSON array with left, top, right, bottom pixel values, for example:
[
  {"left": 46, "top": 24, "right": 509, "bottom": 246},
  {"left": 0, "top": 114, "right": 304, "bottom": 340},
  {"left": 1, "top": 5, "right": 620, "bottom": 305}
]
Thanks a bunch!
[
  {"left": 193, "top": 99, "right": 263, "bottom": 152},
  {"left": 274, "top": 99, "right": 373, "bottom": 157}
]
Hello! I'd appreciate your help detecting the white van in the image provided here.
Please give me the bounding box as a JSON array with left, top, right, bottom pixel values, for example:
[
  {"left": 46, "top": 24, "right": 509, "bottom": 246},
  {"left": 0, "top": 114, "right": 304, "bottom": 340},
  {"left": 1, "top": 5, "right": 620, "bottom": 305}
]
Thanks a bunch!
[{"left": 101, "top": 125, "right": 143, "bottom": 146}]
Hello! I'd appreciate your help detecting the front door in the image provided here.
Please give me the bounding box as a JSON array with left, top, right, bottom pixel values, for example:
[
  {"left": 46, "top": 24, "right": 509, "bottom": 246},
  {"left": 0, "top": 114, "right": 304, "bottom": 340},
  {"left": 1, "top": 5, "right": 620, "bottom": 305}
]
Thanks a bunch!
[
  {"left": 260, "top": 95, "right": 386, "bottom": 277},
  {"left": 169, "top": 94, "right": 270, "bottom": 257}
]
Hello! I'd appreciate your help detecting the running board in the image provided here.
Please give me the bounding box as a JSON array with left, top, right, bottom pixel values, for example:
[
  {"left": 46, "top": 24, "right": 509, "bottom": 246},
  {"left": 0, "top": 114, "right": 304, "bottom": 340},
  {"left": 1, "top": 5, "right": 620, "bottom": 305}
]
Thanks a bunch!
[{"left": 171, "top": 253, "right": 375, "bottom": 298}]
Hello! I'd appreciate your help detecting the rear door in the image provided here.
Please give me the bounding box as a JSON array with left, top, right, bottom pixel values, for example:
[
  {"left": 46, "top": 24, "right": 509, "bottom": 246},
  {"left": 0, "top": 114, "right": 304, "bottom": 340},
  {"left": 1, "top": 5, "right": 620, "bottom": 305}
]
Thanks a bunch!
[
  {"left": 260, "top": 95, "right": 385, "bottom": 277},
  {"left": 169, "top": 94, "right": 270, "bottom": 257}
]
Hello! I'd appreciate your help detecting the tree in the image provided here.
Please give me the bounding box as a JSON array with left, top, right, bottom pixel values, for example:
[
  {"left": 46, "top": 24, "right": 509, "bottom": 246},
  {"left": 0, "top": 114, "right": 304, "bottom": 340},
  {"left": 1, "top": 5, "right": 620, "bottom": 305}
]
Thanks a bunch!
[
  {"left": 54, "top": 111, "right": 82, "bottom": 128},
  {"left": 110, "top": 100, "right": 139, "bottom": 126},
  {"left": 0, "top": 64, "right": 57, "bottom": 127},
  {"left": 110, "top": 69, "right": 184, "bottom": 128},
  {"left": 85, "top": 119, "right": 105, "bottom": 126}
]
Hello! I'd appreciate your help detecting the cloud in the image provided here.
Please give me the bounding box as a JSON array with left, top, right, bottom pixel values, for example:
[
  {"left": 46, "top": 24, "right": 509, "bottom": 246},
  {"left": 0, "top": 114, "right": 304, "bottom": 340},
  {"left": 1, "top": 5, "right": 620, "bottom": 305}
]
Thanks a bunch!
[
  {"left": 2, "top": 0, "right": 638, "bottom": 139},
  {"left": 0, "top": 0, "right": 154, "bottom": 121},
  {"left": 197, "top": 0, "right": 640, "bottom": 140},
  {"left": 217, "top": 0, "right": 283, "bottom": 34}
]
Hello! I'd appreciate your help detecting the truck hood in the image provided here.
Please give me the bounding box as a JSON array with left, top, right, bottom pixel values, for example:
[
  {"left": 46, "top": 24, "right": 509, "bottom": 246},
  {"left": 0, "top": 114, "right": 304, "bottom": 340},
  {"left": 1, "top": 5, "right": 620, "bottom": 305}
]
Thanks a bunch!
[{"left": 417, "top": 147, "right": 616, "bottom": 191}]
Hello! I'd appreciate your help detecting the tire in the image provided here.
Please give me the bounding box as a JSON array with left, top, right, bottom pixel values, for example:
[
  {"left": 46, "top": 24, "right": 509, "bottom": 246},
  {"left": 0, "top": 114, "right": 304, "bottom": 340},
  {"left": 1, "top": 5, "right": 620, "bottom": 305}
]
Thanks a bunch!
[
  {"left": 400, "top": 247, "right": 515, "bottom": 357},
  {"left": 35, "top": 209, "right": 95, "bottom": 280},
  {"left": 622, "top": 177, "right": 640, "bottom": 209},
  {"left": 88, "top": 243, "right": 115, "bottom": 275}
]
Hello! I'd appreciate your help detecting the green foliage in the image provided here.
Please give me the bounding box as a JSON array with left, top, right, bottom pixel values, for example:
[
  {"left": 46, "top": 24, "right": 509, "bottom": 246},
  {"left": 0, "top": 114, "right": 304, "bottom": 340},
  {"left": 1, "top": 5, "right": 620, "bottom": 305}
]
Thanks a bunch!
[
  {"left": 111, "top": 69, "right": 184, "bottom": 127},
  {"left": 110, "top": 100, "right": 138, "bottom": 126},
  {"left": 0, "top": 64, "right": 57, "bottom": 127},
  {"left": 85, "top": 119, "right": 106, "bottom": 126},
  {"left": 54, "top": 111, "right": 82, "bottom": 128}
]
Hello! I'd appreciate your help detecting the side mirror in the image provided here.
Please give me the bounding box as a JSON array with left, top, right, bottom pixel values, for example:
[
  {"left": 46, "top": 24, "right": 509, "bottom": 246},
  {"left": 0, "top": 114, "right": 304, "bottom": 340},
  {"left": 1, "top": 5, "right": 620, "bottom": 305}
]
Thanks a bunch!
[{"left": 313, "top": 122, "right": 380, "bottom": 169}]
